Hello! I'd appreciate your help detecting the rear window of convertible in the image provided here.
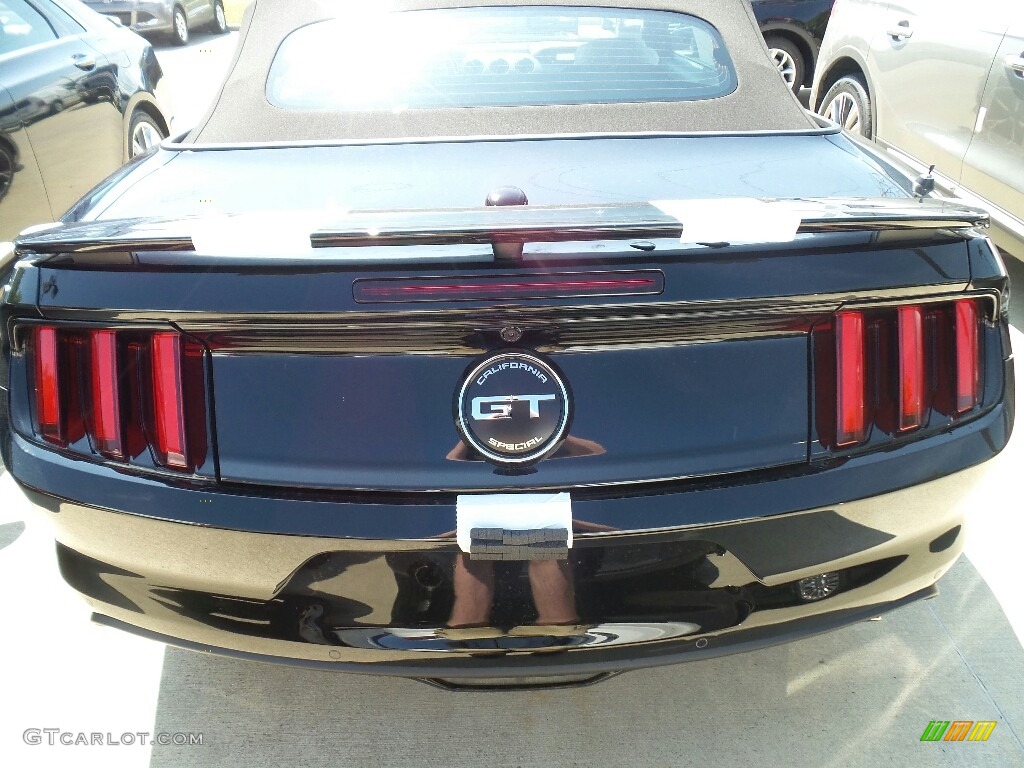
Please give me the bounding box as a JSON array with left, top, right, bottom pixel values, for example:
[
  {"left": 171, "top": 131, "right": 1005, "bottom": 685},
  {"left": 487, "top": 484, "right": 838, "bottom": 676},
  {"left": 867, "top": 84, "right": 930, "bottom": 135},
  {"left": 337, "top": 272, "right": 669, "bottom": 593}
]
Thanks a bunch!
[{"left": 266, "top": 6, "right": 737, "bottom": 110}]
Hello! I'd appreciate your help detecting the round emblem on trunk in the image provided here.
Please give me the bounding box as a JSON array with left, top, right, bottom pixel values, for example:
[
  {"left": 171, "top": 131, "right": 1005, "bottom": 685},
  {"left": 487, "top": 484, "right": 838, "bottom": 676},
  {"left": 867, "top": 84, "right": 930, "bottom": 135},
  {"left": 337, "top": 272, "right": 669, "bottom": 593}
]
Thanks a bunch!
[{"left": 456, "top": 351, "right": 571, "bottom": 464}]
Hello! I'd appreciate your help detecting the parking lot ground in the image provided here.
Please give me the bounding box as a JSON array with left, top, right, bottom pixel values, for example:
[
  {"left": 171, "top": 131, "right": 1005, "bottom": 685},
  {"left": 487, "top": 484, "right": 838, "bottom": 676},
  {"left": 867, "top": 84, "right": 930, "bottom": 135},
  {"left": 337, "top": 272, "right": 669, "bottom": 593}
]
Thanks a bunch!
[
  {"left": 1005, "top": 252, "right": 1024, "bottom": 321},
  {"left": 154, "top": 32, "right": 239, "bottom": 135}
]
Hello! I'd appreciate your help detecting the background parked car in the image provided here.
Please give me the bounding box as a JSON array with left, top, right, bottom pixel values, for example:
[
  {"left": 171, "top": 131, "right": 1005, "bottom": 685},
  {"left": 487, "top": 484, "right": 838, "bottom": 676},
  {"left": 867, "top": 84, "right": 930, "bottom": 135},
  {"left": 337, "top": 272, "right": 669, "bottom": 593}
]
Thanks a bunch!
[
  {"left": 811, "top": 0, "right": 1024, "bottom": 259},
  {"left": 83, "top": 0, "right": 228, "bottom": 46},
  {"left": 751, "top": 0, "right": 836, "bottom": 91},
  {"left": 0, "top": 0, "right": 170, "bottom": 245}
]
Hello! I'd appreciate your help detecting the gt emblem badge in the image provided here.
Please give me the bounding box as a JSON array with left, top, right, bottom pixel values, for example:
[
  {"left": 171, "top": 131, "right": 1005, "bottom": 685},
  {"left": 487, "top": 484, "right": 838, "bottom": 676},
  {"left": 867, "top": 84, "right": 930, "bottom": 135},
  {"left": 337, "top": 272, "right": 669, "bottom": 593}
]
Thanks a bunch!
[
  {"left": 456, "top": 351, "right": 571, "bottom": 464},
  {"left": 471, "top": 394, "right": 556, "bottom": 421}
]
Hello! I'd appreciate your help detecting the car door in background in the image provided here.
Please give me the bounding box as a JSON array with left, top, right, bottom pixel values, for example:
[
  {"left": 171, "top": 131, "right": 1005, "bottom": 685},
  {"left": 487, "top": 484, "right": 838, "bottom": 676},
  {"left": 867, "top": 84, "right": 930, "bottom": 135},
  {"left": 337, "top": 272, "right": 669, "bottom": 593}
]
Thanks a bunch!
[
  {"left": 868, "top": 0, "right": 1014, "bottom": 183},
  {"left": 960, "top": 5, "right": 1024, "bottom": 238},
  {"left": 186, "top": 0, "right": 211, "bottom": 29},
  {"left": 0, "top": 0, "right": 122, "bottom": 231},
  {"left": 0, "top": 82, "right": 52, "bottom": 243}
]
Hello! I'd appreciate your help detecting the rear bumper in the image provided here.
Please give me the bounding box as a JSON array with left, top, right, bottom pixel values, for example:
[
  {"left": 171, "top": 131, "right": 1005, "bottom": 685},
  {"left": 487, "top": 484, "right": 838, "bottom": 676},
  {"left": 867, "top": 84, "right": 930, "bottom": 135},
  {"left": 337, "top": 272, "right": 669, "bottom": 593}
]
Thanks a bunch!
[
  {"left": 15, "top": 457, "right": 994, "bottom": 679},
  {"left": 91, "top": 585, "right": 938, "bottom": 684}
]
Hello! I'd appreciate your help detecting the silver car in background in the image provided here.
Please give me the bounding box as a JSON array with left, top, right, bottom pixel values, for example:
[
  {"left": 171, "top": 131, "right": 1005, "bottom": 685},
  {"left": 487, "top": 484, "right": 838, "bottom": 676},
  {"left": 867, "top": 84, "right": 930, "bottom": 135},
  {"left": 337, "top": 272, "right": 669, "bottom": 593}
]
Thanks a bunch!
[
  {"left": 83, "top": 0, "right": 227, "bottom": 45},
  {"left": 811, "top": 0, "right": 1024, "bottom": 259}
]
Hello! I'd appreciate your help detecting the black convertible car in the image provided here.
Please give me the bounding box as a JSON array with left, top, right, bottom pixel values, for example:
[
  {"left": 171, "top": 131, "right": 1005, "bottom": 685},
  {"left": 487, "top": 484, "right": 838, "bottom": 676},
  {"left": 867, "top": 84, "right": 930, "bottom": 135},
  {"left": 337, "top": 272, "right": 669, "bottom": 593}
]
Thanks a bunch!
[{"left": 0, "top": 0, "right": 1014, "bottom": 689}]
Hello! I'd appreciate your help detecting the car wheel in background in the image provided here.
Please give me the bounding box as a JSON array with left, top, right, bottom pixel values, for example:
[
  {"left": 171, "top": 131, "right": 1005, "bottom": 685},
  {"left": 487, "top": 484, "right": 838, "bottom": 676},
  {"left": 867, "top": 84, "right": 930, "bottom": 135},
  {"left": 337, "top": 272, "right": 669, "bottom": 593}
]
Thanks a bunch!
[
  {"left": 819, "top": 76, "right": 872, "bottom": 138},
  {"left": 170, "top": 5, "right": 189, "bottom": 46},
  {"left": 764, "top": 34, "right": 804, "bottom": 92},
  {"left": 210, "top": 1, "right": 228, "bottom": 34},
  {"left": 129, "top": 111, "right": 166, "bottom": 159},
  {"left": 0, "top": 143, "right": 15, "bottom": 202}
]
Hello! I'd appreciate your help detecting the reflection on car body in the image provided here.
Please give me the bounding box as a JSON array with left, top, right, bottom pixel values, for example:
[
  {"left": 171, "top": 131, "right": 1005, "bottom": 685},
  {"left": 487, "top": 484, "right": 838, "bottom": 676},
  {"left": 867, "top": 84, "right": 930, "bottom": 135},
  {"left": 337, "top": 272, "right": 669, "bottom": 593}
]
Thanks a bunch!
[
  {"left": 0, "top": 0, "right": 1015, "bottom": 689},
  {"left": 0, "top": 0, "right": 171, "bottom": 246}
]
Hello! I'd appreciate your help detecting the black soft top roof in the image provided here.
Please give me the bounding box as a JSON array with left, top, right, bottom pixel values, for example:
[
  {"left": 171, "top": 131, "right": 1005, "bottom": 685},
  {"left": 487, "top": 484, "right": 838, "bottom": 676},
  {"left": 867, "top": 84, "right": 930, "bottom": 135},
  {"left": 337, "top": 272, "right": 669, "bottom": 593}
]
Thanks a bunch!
[{"left": 185, "top": 0, "right": 815, "bottom": 144}]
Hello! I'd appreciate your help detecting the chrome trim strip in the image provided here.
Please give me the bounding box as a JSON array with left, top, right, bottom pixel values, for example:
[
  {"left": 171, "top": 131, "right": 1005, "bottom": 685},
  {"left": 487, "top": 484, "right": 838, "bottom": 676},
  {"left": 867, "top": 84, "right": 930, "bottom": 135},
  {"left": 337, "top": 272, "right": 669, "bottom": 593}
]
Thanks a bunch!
[
  {"left": 881, "top": 144, "right": 1024, "bottom": 246},
  {"left": 24, "top": 287, "right": 993, "bottom": 356},
  {"left": 17, "top": 198, "right": 985, "bottom": 256},
  {"left": 161, "top": 125, "right": 842, "bottom": 152},
  {"left": 840, "top": 290, "right": 1001, "bottom": 323},
  {"left": 310, "top": 199, "right": 989, "bottom": 248}
]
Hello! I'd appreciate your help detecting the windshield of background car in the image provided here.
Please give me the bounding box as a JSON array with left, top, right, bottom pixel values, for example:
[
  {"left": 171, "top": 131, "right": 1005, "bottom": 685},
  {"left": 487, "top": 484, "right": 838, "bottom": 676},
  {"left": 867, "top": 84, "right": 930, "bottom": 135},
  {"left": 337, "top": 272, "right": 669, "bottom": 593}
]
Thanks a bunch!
[{"left": 266, "top": 6, "right": 737, "bottom": 111}]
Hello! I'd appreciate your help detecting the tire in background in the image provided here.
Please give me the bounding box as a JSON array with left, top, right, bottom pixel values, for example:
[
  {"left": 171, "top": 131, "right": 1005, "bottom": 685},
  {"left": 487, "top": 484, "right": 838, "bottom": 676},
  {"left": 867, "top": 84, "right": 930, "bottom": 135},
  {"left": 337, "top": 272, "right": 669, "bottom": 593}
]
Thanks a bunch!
[
  {"left": 128, "top": 110, "right": 167, "bottom": 159},
  {"left": 209, "top": 1, "right": 228, "bottom": 34},
  {"left": 170, "top": 5, "right": 189, "bottom": 46},
  {"left": 764, "top": 34, "right": 805, "bottom": 93},
  {"left": 819, "top": 75, "right": 872, "bottom": 138}
]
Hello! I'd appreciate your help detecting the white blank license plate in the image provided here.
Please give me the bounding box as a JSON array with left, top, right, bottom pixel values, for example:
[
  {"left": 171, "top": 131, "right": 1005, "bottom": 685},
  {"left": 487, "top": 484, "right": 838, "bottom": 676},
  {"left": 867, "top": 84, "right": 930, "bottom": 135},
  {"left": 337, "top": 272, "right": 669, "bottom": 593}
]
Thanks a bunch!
[{"left": 455, "top": 493, "right": 572, "bottom": 553}]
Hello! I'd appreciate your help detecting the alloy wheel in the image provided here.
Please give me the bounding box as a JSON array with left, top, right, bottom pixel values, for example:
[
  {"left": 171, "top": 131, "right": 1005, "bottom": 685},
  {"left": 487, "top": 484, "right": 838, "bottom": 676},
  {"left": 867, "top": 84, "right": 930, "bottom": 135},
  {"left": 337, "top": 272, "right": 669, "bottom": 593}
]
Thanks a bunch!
[
  {"left": 824, "top": 92, "right": 862, "bottom": 134},
  {"left": 769, "top": 47, "right": 798, "bottom": 88},
  {"left": 0, "top": 147, "right": 13, "bottom": 201},
  {"left": 131, "top": 120, "right": 163, "bottom": 157},
  {"left": 174, "top": 9, "right": 188, "bottom": 44}
]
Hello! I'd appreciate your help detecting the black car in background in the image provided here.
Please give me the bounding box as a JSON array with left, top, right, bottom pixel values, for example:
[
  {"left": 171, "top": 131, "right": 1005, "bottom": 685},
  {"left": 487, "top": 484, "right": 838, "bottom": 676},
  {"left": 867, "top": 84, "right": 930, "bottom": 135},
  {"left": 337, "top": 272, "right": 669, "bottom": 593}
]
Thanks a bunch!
[
  {"left": 752, "top": 0, "right": 835, "bottom": 91},
  {"left": 0, "top": 0, "right": 170, "bottom": 245},
  {"left": 1, "top": 0, "right": 1013, "bottom": 689}
]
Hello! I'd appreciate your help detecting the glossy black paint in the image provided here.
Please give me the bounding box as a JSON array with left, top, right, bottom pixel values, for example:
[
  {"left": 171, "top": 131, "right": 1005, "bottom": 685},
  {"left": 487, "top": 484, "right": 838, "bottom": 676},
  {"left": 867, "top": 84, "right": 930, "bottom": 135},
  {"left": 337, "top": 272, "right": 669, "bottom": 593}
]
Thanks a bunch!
[
  {"left": 89, "top": 586, "right": 938, "bottom": 680},
  {"left": 0, "top": 78, "right": 1014, "bottom": 679},
  {"left": 5, "top": 387, "right": 1011, "bottom": 538},
  {"left": 4, "top": 197, "right": 985, "bottom": 494},
  {"left": 0, "top": 0, "right": 169, "bottom": 242},
  {"left": 23, "top": 235, "right": 972, "bottom": 313},
  {"left": 57, "top": 537, "right": 906, "bottom": 637},
  {"left": 67, "top": 133, "right": 909, "bottom": 223},
  {"left": 13, "top": 451, "right": 972, "bottom": 677}
]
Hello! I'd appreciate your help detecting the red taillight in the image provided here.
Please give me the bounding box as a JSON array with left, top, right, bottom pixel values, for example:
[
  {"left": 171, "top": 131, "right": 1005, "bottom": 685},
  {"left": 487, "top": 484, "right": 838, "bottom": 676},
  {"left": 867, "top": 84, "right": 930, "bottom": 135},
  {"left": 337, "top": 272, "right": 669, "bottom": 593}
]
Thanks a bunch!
[
  {"left": 353, "top": 271, "right": 665, "bottom": 303},
  {"left": 32, "top": 326, "right": 63, "bottom": 445},
  {"left": 817, "top": 298, "right": 986, "bottom": 449},
  {"left": 151, "top": 332, "right": 189, "bottom": 469},
  {"left": 88, "top": 330, "right": 123, "bottom": 458},
  {"left": 897, "top": 306, "right": 925, "bottom": 431},
  {"left": 26, "top": 327, "right": 205, "bottom": 472},
  {"left": 835, "top": 311, "right": 866, "bottom": 447},
  {"left": 954, "top": 299, "right": 981, "bottom": 413}
]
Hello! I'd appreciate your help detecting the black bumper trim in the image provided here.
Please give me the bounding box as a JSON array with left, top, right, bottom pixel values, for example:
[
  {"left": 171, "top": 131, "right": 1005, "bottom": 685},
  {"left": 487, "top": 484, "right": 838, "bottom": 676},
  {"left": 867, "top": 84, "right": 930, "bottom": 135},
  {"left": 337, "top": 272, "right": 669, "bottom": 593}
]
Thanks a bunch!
[{"left": 91, "top": 585, "right": 936, "bottom": 682}]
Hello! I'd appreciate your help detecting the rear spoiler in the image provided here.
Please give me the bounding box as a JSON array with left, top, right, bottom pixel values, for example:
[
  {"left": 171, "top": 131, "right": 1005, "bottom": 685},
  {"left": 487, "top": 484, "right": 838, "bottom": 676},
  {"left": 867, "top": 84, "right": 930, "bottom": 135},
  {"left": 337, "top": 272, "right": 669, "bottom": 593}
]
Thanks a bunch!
[{"left": 15, "top": 198, "right": 989, "bottom": 257}]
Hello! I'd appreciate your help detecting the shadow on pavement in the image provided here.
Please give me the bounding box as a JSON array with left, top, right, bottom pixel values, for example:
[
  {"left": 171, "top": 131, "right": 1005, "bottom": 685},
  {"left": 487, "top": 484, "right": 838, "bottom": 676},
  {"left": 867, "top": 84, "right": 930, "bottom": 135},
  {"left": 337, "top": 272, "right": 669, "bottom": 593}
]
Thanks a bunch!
[
  {"left": 0, "top": 521, "right": 24, "bottom": 552},
  {"left": 1003, "top": 252, "right": 1024, "bottom": 328},
  {"left": 150, "top": 31, "right": 231, "bottom": 52},
  {"left": 149, "top": 557, "right": 1024, "bottom": 768}
]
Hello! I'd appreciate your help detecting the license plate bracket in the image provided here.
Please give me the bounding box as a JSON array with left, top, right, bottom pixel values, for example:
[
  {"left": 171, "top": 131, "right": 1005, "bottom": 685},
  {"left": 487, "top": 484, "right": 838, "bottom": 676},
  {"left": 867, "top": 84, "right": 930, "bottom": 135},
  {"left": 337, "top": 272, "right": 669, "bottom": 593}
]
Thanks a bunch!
[{"left": 456, "top": 493, "right": 572, "bottom": 559}]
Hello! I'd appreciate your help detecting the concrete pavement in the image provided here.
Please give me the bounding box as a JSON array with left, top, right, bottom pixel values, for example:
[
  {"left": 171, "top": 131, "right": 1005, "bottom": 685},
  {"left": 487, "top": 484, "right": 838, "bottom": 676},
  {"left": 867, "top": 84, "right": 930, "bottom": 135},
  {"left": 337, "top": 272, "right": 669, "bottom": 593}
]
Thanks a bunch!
[{"left": 154, "top": 31, "right": 239, "bottom": 135}]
